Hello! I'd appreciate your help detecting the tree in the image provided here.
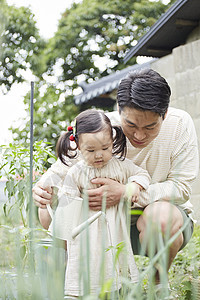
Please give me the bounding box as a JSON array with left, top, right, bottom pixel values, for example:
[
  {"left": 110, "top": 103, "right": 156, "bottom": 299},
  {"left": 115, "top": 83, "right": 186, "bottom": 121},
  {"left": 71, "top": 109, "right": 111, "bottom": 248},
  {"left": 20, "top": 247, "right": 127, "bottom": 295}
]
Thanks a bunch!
[
  {"left": 0, "top": 2, "right": 45, "bottom": 93},
  {"left": 44, "top": 0, "right": 173, "bottom": 83},
  {"left": 11, "top": 84, "right": 79, "bottom": 148},
  {"left": 0, "top": 0, "right": 6, "bottom": 59},
  {"left": 11, "top": 0, "right": 175, "bottom": 148}
]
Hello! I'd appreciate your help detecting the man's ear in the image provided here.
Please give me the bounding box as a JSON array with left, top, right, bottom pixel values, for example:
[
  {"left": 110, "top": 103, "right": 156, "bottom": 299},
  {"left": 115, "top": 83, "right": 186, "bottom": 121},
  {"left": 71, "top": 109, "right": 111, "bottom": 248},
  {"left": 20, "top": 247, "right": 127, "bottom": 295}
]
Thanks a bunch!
[
  {"left": 117, "top": 103, "right": 121, "bottom": 114},
  {"left": 163, "top": 109, "right": 168, "bottom": 120}
]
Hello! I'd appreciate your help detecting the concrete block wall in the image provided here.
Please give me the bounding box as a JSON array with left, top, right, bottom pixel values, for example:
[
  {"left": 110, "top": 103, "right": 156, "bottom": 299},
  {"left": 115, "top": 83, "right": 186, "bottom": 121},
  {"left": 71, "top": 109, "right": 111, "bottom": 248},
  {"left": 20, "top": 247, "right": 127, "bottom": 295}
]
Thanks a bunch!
[{"left": 150, "top": 37, "right": 200, "bottom": 223}]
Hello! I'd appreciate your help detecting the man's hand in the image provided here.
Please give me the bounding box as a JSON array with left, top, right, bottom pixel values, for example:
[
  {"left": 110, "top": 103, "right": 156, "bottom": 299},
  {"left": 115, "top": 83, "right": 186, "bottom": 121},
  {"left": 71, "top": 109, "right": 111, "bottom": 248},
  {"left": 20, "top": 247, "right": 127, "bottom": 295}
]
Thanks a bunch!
[
  {"left": 86, "top": 178, "right": 126, "bottom": 210},
  {"left": 33, "top": 182, "right": 53, "bottom": 208}
]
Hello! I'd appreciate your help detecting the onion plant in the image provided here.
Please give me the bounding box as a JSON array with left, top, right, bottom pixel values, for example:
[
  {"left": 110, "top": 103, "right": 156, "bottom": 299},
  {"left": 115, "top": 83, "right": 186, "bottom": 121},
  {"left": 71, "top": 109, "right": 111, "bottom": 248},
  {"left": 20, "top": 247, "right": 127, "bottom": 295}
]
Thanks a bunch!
[{"left": 0, "top": 142, "right": 199, "bottom": 299}]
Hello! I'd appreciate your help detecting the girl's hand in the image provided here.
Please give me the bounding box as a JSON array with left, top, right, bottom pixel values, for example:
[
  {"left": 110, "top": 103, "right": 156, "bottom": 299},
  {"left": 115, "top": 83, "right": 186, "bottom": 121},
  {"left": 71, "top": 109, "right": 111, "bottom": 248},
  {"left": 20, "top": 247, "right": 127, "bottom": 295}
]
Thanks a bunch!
[
  {"left": 131, "top": 193, "right": 139, "bottom": 203},
  {"left": 125, "top": 182, "right": 142, "bottom": 207},
  {"left": 86, "top": 178, "right": 126, "bottom": 210}
]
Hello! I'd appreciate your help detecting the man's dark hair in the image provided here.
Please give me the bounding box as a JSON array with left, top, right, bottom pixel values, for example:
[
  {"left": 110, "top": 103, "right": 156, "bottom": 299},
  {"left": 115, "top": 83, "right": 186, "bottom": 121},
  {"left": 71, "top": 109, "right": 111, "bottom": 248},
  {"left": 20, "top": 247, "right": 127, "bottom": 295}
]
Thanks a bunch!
[{"left": 117, "top": 68, "right": 171, "bottom": 118}]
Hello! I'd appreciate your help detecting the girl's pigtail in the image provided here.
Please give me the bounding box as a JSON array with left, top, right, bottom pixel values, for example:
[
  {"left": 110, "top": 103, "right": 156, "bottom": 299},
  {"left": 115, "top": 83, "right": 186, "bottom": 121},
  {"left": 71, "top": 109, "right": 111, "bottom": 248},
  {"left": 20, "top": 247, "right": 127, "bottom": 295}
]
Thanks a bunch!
[
  {"left": 56, "top": 127, "right": 78, "bottom": 166},
  {"left": 112, "top": 126, "right": 127, "bottom": 160}
]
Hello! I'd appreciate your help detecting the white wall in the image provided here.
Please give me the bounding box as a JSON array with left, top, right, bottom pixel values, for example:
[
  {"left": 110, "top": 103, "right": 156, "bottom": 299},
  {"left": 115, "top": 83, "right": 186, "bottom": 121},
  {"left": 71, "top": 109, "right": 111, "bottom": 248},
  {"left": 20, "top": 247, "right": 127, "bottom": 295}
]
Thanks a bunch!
[{"left": 150, "top": 25, "right": 200, "bottom": 222}]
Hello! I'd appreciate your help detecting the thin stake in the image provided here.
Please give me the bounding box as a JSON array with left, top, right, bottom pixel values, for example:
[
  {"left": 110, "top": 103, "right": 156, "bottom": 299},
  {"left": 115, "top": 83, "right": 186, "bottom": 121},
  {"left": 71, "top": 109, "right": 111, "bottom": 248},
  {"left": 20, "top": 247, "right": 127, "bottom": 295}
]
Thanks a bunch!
[
  {"left": 29, "top": 81, "right": 34, "bottom": 272},
  {"left": 29, "top": 81, "right": 34, "bottom": 229}
]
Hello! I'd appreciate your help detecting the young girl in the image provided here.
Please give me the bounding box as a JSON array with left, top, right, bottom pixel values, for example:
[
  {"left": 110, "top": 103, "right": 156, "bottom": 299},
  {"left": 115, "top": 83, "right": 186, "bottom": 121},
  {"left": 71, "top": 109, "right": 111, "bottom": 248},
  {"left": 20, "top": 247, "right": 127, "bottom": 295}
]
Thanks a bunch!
[{"left": 39, "top": 109, "right": 150, "bottom": 298}]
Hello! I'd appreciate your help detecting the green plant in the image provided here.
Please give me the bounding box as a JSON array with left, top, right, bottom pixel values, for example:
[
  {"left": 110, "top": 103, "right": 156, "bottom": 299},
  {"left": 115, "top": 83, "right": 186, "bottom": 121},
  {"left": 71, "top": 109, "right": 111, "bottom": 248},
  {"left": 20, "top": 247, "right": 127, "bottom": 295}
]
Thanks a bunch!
[
  {"left": 0, "top": 141, "right": 56, "bottom": 227},
  {"left": 0, "top": 141, "right": 200, "bottom": 299},
  {"left": 0, "top": 141, "right": 65, "bottom": 299}
]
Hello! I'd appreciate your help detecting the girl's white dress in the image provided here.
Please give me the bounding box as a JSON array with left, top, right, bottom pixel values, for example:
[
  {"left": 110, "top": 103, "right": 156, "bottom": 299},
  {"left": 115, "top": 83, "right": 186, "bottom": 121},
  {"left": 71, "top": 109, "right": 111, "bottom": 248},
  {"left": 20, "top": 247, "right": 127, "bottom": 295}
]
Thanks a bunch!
[{"left": 48, "top": 157, "right": 150, "bottom": 297}]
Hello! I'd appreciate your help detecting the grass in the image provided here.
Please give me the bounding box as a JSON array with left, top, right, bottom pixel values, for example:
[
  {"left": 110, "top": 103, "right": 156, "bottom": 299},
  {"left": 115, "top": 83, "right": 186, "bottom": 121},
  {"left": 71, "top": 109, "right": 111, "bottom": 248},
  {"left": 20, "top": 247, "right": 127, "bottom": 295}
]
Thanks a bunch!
[
  {"left": 1, "top": 142, "right": 198, "bottom": 298},
  {"left": 0, "top": 203, "right": 200, "bottom": 299},
  {"left": 169, "top": 225, "right": 200, "bottom": 299},
  {"left": 0, "top": 209, "right": 66, "bottom": 299},
  {"left": 135, "top": 224, "right": 200, "bottom": 299}
]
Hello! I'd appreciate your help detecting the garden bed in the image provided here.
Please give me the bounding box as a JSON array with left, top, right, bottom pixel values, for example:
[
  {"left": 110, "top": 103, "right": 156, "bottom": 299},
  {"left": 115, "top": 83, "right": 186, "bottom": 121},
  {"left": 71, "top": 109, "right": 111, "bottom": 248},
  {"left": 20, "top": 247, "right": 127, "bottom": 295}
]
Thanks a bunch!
[{"left": 1, "top": 214, "right": 200, "bottom": 299}]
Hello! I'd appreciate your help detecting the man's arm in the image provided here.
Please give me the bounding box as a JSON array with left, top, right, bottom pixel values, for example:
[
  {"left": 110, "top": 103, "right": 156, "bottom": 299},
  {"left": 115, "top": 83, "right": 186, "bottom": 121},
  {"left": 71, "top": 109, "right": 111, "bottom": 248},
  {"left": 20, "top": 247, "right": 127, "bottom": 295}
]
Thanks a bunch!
[
  {"left": 139, "top": 114, "right": 199, "bottom": 207},
  {"left": 33, "top": 157, "right": 78, "bottom": 207},
  {"left": 37, "top": 163, "right": 83, "bottom": 231},
  {"left": 87, "top": 113, "right": 199, "bottom": 210},
  {"left": 88, "top": 138, "right": 198, "bottom": 210},
  {"left": 139, "top": 143, "right": 199, "bottom": 207},
  {"left": 87, "top": 161, "right": 150, "bottom": 210}
]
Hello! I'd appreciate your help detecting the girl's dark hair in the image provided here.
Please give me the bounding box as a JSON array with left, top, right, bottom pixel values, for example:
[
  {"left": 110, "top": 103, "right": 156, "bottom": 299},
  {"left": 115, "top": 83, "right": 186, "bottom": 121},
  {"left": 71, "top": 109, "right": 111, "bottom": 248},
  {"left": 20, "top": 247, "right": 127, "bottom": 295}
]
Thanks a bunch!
[
  {"left": 56, "top": 109, "right": 127, "bottom": 166},
  {"left": 117, "top": 68, "right": 171, "bottom": 118}
]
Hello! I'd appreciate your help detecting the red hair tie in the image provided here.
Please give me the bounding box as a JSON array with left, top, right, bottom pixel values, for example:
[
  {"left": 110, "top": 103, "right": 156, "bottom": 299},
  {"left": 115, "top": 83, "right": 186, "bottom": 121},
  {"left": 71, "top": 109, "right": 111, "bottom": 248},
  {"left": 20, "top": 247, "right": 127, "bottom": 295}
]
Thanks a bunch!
[
  {"left": 67, "top": 126, "right": 75, "bottom": 141},
  {"left": 69, "top": 135, "right": 75, "bottom": 141},
  {"left": 67, "top": 126, "right": 73, "bottom": 132}
]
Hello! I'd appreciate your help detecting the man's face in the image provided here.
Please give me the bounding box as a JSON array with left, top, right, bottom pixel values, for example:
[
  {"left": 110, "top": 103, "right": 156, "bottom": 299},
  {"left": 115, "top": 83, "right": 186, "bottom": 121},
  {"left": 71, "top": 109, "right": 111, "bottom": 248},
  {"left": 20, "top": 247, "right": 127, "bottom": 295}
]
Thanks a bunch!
[{"left": 120, "top": 107, "right": 166, "bottom": 148}]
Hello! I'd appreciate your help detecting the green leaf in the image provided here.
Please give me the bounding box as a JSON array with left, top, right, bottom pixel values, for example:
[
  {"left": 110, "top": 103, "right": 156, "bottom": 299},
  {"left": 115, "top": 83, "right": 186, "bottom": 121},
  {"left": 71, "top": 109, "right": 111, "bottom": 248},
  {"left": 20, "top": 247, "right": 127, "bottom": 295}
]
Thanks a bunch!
[
  {"left": 20, "top": 245, "right": 27, "bottom": 259},
  {"left": 3, "top": 203, "right": 7, "bottom": 216}
]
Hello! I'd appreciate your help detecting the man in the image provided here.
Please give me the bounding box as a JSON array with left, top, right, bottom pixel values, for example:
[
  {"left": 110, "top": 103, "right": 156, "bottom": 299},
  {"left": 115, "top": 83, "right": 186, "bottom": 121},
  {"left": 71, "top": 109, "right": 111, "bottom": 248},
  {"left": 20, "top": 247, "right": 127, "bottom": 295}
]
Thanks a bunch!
[{"left": 33, "top": 68, "right": 199, "bottom": 286}]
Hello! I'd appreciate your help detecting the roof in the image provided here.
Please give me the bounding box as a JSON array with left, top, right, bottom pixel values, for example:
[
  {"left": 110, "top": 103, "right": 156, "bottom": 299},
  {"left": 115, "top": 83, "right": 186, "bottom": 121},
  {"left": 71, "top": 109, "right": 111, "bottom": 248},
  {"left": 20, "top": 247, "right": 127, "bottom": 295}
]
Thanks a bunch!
[
  {"left": 124, "top": 0, "right": 200, "bottom": 63},
  {"left": 75, "top": 61, "right": 152, "bottom": 105}
]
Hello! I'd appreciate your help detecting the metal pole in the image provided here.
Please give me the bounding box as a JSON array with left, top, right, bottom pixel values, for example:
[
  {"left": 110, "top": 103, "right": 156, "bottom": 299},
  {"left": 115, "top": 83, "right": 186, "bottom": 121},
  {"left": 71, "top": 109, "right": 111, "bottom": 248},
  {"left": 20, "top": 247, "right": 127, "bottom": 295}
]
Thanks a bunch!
[
  {"left": 29, "top": 81, "right": 34, "bottom": 229},
  {"left": 29, "top": 81, "right": 34, "bottom": 273}
]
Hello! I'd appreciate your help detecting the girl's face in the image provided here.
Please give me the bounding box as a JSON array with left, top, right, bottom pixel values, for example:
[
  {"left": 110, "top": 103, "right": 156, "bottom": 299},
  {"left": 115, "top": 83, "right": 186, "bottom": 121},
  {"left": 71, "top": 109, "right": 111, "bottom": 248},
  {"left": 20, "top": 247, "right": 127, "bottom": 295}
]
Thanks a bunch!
[{"left": 78, "top": 129, "right": 113, "bottom": 168}]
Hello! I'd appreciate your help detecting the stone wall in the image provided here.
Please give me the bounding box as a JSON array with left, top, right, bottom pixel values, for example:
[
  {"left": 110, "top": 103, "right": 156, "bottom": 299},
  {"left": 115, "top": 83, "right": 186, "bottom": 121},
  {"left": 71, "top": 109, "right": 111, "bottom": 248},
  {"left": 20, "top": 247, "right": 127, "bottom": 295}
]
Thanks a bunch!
[{"left": 150, "top": 27, "right": 200, "bottom": 223}]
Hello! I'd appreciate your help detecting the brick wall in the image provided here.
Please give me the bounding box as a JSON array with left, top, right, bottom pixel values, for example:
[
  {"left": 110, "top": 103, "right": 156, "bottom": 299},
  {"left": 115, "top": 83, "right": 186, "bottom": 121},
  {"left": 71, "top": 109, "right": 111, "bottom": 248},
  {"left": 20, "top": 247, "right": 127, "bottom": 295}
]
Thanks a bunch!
[{"left": 150, "top": 25, "right": 200, "bottom": 223}]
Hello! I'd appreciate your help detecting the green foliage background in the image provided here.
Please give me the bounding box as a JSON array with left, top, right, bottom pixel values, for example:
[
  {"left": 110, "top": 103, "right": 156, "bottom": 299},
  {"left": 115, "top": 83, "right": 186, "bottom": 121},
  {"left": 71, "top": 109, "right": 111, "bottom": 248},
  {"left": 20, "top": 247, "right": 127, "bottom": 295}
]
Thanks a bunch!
[
  {"left": 1, "top": 0, "right": 176, "bottom": 149},
  {"left": 0, "top": 1, "right": 45, "bottom": 93},
  {"left": 1, "top": 2, "right": 199, "bottom": 298}
]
